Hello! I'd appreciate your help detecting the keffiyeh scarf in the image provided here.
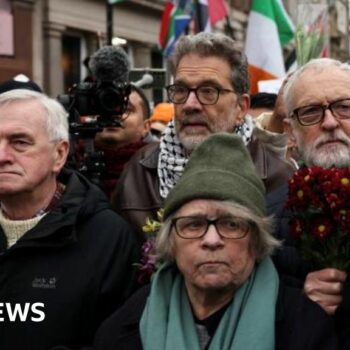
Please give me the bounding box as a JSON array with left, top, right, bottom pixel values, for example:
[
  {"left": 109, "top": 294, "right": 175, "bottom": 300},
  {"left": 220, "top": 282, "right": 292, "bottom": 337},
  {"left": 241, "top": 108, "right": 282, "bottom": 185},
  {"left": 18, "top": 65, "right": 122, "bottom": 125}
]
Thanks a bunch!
[{"left": 158, "top": 117, "right": 254, "bottom": 198}]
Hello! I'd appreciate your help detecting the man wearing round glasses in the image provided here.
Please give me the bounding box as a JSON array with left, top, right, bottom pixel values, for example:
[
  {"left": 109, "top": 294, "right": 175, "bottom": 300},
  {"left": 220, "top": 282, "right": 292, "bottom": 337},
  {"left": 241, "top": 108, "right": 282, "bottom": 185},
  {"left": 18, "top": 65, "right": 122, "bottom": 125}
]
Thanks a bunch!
[
  {"left": 165, "top": 46, "right": 249, "bottom": 154},
  {"left": 165, "top": 82, "right": 240, "bottom": 152},
  {"left": 112, "top": 32, "right": 294, "bottom": 240},
  {"left": 281, "top": 59, "right": 350, "bottom": 329},
  {"left": 284, "top": 58, "right": 350, "bottom": 169}
]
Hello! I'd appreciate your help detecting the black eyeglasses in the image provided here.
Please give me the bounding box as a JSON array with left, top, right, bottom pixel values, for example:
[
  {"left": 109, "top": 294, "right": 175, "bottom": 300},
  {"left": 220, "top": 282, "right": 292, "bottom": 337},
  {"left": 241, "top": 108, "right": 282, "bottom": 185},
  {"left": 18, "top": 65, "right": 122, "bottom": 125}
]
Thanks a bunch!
[
  {"left": 166, "top": 84, "right": 235, "bottom": 105},
  {"left": 291, "top": 98, "right": 350, "bottom": 126},
  {"left": 171, "top": 216, "right": 251, "bottom": 239}
]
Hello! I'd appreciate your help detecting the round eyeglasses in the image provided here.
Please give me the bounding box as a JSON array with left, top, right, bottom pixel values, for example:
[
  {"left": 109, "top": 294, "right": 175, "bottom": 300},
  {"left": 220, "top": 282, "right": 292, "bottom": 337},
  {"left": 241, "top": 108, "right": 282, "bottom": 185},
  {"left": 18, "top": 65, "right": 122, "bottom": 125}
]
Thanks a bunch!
[
  {"left": 291, "top": 98, "right": 350, "bottom": 126},
  {"left": 166, "top": 84, "right": 235, "bottom": 105},
  {"left": 171, "top": 216, "right": 251, "bottom": 239}
]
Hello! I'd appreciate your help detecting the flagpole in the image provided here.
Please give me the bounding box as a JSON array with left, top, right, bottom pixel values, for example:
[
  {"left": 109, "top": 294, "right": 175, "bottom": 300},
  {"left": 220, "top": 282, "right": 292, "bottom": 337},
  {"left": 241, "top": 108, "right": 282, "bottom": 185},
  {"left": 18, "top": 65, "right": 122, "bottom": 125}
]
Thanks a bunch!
[
  {"left": 107, "top": 1, "right": 113, "bottom": 45},
  {"left": 224, "top": 16, "right": 234, "bottom": 39},
  {"left": 194, "top": 0, "right": 202, "bottom": 32}
]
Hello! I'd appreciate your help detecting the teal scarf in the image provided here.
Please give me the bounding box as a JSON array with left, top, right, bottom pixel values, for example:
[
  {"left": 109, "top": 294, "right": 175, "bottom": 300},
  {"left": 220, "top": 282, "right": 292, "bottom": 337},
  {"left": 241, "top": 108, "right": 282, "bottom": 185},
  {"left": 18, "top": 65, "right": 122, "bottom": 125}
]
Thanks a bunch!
[{"left": 140, "top": 257, "right": 279, "bottom": 350}]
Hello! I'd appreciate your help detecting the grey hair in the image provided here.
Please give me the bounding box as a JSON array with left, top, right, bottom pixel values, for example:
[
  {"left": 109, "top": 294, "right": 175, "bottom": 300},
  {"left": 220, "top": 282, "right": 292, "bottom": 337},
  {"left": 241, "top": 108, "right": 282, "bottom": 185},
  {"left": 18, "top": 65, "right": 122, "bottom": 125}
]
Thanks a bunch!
[
  {"left": 0, "top": 89, "right": 69, "bottom": 142},
  {"left": 156, "top": 200, "right": 281, "bottom": 263},
  {"left": 284, "top": 58, "right": 350, "bottom": 115},
  {"left": 171, "top": 32, "right": 250, "bottom": 95}
]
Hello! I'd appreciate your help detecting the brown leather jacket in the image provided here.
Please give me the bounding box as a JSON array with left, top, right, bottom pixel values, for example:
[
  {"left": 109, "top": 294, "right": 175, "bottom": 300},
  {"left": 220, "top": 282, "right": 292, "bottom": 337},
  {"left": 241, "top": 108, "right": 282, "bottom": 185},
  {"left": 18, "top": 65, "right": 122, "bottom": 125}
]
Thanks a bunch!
[{"left": 112, "top": 130, "right": 295, "bottom": 242}]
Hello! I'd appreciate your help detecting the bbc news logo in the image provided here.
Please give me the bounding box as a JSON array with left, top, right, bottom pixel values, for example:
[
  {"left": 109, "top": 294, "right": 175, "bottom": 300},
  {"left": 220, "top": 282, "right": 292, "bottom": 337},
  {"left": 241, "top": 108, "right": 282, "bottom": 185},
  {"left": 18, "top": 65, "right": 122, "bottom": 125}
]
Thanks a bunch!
[{"left": 0, "top": 303, "right": 45, "bottom": 322}]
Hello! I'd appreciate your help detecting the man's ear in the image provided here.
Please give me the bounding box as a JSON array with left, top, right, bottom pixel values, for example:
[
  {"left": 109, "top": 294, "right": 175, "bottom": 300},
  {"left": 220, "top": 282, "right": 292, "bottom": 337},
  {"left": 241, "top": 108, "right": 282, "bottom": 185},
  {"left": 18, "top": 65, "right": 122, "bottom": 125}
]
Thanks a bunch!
[
  {"left": 283, "top": 118, "right": 297, "bottom": 148},
  {"left": 236, "top": 93, "right": 250, "bottom": 125},
  {"left": 53, "top": 140, "right": 69, "bottom": 174},
  {"left": 142, "top": 119, "right": 151, "bottom": 138}
]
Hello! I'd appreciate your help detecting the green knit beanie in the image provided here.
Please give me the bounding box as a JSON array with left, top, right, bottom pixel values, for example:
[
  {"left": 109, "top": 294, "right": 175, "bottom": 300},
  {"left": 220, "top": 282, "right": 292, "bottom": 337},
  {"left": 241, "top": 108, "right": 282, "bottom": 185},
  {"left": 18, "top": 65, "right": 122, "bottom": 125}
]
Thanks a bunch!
[{"left": 163, "top": 133, "right": 266, "bottom": 219}]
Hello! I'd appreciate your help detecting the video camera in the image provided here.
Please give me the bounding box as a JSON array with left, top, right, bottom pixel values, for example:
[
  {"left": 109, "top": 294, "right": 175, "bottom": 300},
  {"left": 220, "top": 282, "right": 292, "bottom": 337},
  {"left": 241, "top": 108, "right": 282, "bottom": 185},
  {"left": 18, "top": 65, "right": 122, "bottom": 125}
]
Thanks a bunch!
[
  {"left": 58, "top": 80, "right": 130, "bottom": 135},
  {"left": 57, "top": 45, "right": 132, "bottom": 185},
  {"left": 58, "top": 80, "right": 131, "bottom": 184}
]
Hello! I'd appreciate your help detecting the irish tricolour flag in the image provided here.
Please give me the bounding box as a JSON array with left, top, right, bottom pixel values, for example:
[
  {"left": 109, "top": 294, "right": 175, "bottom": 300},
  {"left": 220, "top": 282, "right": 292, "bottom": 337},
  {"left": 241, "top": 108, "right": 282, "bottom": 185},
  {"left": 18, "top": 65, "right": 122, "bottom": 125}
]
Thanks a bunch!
[{"left": 245, "top": 0, "right": 294, "bottom": 93}]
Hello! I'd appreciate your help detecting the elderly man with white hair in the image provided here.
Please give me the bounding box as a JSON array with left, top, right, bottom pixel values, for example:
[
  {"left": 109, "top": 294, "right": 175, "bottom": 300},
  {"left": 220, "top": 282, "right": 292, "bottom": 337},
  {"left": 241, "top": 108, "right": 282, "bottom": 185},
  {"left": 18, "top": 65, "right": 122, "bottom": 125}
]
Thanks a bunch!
[
  {"left": 281, "top": 58, "right": 350, "bottom": 345},
  {"left": 0, "top": 89, "right": 138, "bottom": 350}
]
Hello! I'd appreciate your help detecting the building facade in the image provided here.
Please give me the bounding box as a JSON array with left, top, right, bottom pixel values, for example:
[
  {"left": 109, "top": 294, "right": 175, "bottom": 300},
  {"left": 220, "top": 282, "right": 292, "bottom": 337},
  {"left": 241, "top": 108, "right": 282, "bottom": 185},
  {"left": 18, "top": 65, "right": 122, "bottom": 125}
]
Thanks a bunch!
[
  {"left": 0, "top": 0, "right": 349, "bottom": 98},
  {"left": 0, "top": 0, "right": 251, "bottom": 97}
]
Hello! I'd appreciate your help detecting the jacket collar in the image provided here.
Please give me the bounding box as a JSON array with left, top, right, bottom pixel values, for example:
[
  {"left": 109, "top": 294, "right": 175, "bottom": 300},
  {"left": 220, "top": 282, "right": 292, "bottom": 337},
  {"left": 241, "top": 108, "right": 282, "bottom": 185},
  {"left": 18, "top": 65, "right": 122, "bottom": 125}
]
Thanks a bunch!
[
  {"left": 139, "top": 143, "right": 160, "bottom": 169},
  {"left": 0, "top": 168, "right": 104, "bottom": 252}
]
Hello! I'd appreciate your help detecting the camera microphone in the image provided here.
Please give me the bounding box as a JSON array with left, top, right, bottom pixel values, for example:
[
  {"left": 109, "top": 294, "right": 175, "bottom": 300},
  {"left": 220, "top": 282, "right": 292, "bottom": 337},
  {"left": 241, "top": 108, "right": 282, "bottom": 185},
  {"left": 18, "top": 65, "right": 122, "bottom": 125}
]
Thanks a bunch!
[
  {"left": 89, "top": 45, "right": 130, "bottom": 83},
  {"left": 68, "top": 45, "right": 131, "bottom": 120},
  {"left": 133, "top": 73, "right": 154, "bottom": 88},
  {"left": 58, "top": 45, "right": 132, "bottom": 134}
]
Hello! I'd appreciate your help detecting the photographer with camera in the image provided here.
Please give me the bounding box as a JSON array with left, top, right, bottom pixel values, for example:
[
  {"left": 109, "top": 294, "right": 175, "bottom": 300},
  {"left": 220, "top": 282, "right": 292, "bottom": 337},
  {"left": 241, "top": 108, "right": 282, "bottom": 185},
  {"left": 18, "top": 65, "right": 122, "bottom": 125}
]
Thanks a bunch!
[
  {"left": 94, "top": 84, "right": 154, "bottom": 198},
  {"left": 63, "top": 46, "right": 155, "bottom": 199}
]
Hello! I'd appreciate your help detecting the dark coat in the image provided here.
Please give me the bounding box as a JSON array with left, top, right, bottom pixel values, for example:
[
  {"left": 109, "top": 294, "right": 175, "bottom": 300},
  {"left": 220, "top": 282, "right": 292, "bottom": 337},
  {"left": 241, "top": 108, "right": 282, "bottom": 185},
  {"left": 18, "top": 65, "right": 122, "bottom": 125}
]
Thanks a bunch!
[
  {"left": 266, "top": 184, "right": 350, "bottom": 350},
  {"left": 91, "top": 276, "right": 339, "bottom": 350},
  {"left": 112, "top": 130, "right": 295, "bottom": 241},
  {"left": 0, "top": 168, "right": 139, "bottom": 350},
  {"left": 336, "top": 277, "right": 350, "bottom": 347}
]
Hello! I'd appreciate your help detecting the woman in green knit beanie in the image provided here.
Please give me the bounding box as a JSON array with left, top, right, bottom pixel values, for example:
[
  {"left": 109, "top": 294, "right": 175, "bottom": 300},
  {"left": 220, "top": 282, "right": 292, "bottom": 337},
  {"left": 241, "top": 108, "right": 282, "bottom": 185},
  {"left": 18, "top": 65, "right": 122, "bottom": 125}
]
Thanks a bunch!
[{"left": 92, "top": 133, "right": 338, "bottom": 350}]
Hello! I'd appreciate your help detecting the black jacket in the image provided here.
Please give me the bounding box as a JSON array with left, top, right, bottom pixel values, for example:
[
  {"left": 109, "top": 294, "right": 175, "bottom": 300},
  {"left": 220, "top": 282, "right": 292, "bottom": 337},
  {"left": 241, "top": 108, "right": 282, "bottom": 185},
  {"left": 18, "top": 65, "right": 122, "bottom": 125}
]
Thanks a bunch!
[
  {"left": 0, "top": 169, "right": 139, "bottom": 350},
  {"left": 91, "top": 276, "right": 340, "bottom": 350},
  {"left": 266, "top": 183, "right": 350, "bottom": 349}
]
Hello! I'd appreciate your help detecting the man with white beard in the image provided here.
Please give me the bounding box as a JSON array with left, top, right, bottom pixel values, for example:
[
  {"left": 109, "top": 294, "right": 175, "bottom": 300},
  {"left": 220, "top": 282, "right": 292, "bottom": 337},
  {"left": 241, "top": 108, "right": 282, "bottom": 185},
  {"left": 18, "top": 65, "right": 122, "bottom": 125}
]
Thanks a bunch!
[
  {"left": 282, "top": 58, "right": 350, "bottom": 322},
  {"left": 284, "top": 59, "right": 350, "bottom": 170}
]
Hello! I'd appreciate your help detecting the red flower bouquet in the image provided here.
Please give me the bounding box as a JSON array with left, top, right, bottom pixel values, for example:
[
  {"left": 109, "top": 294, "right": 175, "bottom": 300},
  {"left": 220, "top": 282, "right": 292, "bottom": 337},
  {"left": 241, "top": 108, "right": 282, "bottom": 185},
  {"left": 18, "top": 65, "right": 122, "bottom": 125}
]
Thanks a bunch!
[{"left": 286, "top": 166, "right": 350, "bottom": 271}]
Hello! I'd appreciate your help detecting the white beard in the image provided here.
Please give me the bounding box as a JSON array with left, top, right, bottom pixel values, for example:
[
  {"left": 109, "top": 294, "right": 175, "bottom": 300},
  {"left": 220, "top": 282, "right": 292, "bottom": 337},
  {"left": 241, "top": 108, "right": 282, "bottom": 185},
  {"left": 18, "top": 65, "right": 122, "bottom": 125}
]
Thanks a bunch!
[
  {"left": 295, "top": 129, "right": 350, "bottom": 168},
  {"left": 178, "top": 133, "right": 208, "bottom": 153},
  {"left": 176, "top": 114, "right": 237, "bottom": 154}
]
